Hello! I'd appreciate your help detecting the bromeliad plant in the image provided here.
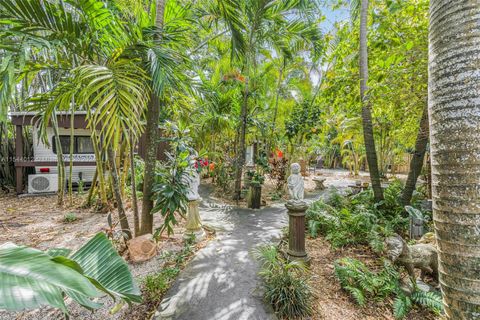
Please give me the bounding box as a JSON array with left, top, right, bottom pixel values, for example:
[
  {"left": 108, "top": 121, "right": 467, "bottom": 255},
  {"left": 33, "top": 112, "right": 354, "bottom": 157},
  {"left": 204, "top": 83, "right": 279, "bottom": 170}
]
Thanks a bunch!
[{"left": 0, "top": 233, "right": 141, "bottom": 315}]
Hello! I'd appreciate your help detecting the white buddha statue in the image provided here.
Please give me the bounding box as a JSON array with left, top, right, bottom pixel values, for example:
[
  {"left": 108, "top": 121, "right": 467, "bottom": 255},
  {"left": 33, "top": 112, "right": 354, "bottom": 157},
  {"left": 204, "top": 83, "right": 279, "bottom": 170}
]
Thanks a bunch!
[{"left": 287, "top": 163, "right": 304, "bottom": 200}]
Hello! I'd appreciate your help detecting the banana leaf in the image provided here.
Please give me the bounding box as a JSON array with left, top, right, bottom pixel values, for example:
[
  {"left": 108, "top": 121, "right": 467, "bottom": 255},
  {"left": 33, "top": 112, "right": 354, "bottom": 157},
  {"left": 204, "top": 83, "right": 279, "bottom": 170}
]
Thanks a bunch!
[
  {"left": 70, "top": 233, "right": 142, "bottom": 304},
  {"left": 0, "top": 232, "right": 141, "bottom": 314},
  {"left": 0, "top": 243, "right": 99, "bottom": 312}
]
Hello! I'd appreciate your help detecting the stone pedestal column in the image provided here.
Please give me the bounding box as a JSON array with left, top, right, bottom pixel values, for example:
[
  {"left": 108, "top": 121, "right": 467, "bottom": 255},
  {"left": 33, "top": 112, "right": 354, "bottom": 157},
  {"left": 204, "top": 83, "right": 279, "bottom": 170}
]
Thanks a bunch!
[
  {"left": 184, "top": 199, "right": 205, "bottom": 242},
  {"left": 285, "top": 200, "right": 310, "bottom": 264}
]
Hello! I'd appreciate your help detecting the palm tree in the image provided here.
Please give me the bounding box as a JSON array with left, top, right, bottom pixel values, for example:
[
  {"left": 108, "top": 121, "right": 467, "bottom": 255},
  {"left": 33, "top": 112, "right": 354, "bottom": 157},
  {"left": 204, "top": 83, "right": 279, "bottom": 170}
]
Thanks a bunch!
[
  {"left": 429, "top": 1, "right": 480, "bottom": 318},
  {"left": 401, "top": 104, "right": 428, "bottom": 205},
  {"left": 139, "top": 0, "right": 166, "bottom": 236},
  {"left": 229, "top": 0, "right": 322, "bottom": 200},
  {"left": 359, "top": 0, "right": 383, "bottom": 202}
]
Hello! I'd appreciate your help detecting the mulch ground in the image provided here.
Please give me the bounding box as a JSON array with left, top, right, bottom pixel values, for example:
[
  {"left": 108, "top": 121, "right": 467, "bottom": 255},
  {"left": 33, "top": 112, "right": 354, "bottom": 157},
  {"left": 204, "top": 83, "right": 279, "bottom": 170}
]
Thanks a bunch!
[{"left": 307, "top": 236, "right": 438, "bottom": 320}]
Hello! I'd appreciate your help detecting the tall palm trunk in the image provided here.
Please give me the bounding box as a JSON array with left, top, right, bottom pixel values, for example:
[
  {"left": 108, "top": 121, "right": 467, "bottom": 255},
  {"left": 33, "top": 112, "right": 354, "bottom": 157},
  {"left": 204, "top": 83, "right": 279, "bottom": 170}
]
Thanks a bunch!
[
  {"left": 68, "top": 108, "right": 74, "bottom": 205},
  {"left": 107, "top": 146, "right": 132, "bottom": 240},
  {"left": 130, "top": 134, "right": 140, "bottom": 237},
  {"left": 429, "top": 1, "right": 480, "bottom": 318},
  {"left": 234, "top": 78, "right": 249, "bottom": 200},
  {"left": 139, "top": 0, "right": 165, "bottom": 235},
  {"left": 268, "top": 63, "right": 284, "bottom": 153},
  {"left": 359, "top": 0, "right": 383, "bottom": 202},
  {"left": 51, "top": 111, "right": 65, "bottom": 206},
  {"left": 401, "top": 104, "right": 429, "bottom": 206}
]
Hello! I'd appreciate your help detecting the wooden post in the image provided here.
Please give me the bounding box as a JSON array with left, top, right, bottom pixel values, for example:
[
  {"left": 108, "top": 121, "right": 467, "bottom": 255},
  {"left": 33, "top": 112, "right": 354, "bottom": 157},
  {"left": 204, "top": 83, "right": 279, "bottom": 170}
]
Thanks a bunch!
[
  {"left": 285, "top": 200, "right": 310, "bottom": 264},
  {"left": 15, "top": 125, "right": 23, "bottom": 194}
]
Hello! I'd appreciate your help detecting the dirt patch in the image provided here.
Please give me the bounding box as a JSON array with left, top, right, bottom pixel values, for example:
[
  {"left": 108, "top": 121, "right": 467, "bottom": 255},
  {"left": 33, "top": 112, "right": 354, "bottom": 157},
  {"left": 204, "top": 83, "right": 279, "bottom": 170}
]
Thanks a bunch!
[
  {"left": 307, "top": 237, "right": 437, "bottom": 320},
  {"left": 0, "top": 192, "right": 214, "bottom": 320}
]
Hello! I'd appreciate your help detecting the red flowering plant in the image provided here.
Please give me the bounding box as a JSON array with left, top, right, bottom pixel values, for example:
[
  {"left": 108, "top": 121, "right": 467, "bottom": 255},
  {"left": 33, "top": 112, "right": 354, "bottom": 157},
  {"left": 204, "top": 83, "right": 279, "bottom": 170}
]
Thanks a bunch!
[{"left": 194, "top": 157, "right": 209, "bottom": 174}]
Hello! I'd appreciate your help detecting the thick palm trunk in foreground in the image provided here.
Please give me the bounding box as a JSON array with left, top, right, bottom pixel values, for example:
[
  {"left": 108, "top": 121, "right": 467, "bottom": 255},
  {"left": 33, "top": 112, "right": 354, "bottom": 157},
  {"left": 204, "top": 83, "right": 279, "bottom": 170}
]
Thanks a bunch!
[
  {"left": 359, "top": 0, "right": 383, "bottom": 202},
  {"left": 429, "top": 1, "right": 480, "bottom": 318}
]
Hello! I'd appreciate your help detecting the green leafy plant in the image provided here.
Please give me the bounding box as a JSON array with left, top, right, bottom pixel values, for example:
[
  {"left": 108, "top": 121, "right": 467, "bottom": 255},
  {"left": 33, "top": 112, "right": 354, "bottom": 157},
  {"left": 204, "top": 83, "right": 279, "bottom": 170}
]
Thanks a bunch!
[
  {"left": 0, "top": 233, "right": 141, "bottom": 314},
  {"left": 246, "top": 170, "right": 265, "bottom": 186},
  {"left": 63, "top": 212, "right": 77, "bottom": 223},
  {"left": 334, "top": 257, "right": 443, "bottom": 319},
  {"left": 254, "top": 246, "right": 312, "bottom": 319},
  {"left": 152, "top": 123, "right": 191, "bottom": 237},
  {"left": 143, "top": 267, "right": 180, "bottom": 302},
  {"left": 334, "top": 258, "right": 399, "bottom": 306},
  {"left": 306, "top": 183, "right": 413, "bottom": 251},
  {"left": 142, "top": 234, "right": 195, "bottom": 303}
]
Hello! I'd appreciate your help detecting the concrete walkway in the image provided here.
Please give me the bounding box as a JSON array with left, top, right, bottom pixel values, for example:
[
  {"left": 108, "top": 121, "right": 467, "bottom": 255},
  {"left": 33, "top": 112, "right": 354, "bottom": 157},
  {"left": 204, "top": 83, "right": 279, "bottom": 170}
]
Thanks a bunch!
[{"left": 155, "top": 186, "right": 288, "bottom": 320}]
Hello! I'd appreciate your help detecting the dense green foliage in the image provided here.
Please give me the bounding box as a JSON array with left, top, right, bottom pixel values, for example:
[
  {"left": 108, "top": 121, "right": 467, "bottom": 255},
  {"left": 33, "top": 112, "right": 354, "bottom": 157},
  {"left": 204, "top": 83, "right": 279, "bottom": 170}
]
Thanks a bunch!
[
  {"left": 334, "top": 257, "right": 443, "bottom": 319},
  {"left": 152, "top": 124, "right": 192, "bottom": 236},
  {"left": 255, "top": 246, "right": 312, "bottom": 319},
  {"left": 305, "top": 181, "right": 425, "bottom": 251}
]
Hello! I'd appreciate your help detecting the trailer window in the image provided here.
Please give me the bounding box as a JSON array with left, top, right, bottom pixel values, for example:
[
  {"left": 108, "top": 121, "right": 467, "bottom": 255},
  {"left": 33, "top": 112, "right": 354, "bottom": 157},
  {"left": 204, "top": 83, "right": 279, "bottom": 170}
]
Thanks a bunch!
[
  {"left": 76, "top": 136, "right": 94, "bottom": 154},
  {"left": 52, "top": 136, "right": 94, "bottom": 154}
]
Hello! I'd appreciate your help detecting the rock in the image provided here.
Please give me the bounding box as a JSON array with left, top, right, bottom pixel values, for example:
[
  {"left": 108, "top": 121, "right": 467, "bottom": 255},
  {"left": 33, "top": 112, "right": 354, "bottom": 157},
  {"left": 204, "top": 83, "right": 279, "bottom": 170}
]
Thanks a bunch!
[
  {"left": 399, "top": 279, "right": 434, "bottom": 296},
  {"left": 127, "top": 234, "right": 157, "bottom": 263},
  {"left": 416, "top": 279, "right": 434, "bottom": 293}
]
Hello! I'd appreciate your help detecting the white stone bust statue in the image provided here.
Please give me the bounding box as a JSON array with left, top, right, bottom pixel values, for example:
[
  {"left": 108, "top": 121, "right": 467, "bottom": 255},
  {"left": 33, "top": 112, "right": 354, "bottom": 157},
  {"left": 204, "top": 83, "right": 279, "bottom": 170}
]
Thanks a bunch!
[
  {"left": 182, "top": 159, "right": 201, "bottom": 201},
  {"left": 287, "top": 163, "right": 304, "bottom": 200}
]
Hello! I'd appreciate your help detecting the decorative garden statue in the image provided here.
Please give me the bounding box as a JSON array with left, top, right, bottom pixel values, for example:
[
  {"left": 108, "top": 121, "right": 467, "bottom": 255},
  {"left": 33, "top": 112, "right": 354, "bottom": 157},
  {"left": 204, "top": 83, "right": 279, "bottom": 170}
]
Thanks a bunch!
[
  {"left": 285, "top": 162, "right": 309, "bottom": 263},
  {"left": 183, "top": 161, "right": 201, "bottom": 201},
  {"left": 287, "top": 163, "right": 304, "bottom": 201},
  {"left": 182, "top": 156, "right": 205, "bottom": 242},
  {"left": 385, "top": 234, "right": 438, "bottom": 281}
]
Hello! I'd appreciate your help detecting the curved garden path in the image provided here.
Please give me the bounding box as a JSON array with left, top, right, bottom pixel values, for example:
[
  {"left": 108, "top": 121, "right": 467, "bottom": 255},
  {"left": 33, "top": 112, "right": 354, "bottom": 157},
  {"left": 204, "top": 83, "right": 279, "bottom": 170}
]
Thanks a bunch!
[{"left": 155, "top": 185, "right": 288, "bottom": 320}]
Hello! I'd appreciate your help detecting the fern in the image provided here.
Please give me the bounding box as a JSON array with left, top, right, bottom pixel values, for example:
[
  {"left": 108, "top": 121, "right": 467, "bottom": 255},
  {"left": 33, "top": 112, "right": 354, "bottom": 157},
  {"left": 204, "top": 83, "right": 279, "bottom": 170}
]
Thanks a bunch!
[
  {"left": 393, "top": 294, "right": 412, "bottom": 319},
  {"left": 308, "top": 220, "right": 321, "bottom": 238},
  {"left": 412, "top": 291, "right": 443, "bottom": 314},
  {"left": 345, "top": 286, "right": 366, "bottom": 306}
]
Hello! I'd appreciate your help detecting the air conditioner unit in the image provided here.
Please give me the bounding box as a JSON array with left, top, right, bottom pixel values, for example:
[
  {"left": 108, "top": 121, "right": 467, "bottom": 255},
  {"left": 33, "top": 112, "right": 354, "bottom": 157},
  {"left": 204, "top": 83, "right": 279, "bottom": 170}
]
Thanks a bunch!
[{"left": 28, "top": 174, "right": 59, "bottom": 194}]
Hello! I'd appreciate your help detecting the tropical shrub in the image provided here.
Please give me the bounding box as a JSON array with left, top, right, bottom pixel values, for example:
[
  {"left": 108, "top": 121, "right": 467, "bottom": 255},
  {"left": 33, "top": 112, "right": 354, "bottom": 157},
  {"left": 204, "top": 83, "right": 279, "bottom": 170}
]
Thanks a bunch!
[
  {"left": 0, "top": 233, "right": 141, "bottom": 314},
  {"left": 268, "top": 157, "right": 289, "bottom": 190},
  {"left": 306, "top": 183, "right": 416, "bottom": 252},
  {"left": 254, "top": 246, "right": 312, "bottom": 319},
  {"left": 152, "top": 123, "right": 191, "bottom": 237},
  {"left": 334, "top": 257, "right": 443, "bottom": 319}
]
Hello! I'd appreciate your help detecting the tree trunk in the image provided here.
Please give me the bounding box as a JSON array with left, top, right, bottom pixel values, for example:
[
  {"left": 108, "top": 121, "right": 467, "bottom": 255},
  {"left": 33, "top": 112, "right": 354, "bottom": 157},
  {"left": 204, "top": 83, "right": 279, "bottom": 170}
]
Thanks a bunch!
[
  {"left": 107, "top": 147, "right": 132, "bottom": 240},
  {"left": 51, "top": 111, "right": 65, "bottom": 206},
  {"left": 268, "top": 63, "right": 284, "bottom": 153},
  {"left": 429, "top": 1, "right": 480, "bottom": 318},
  {"left": 139, "top": 0, "right": 165, "bottom": 235},
  {"left": 140, "top": 96, "right": 160, "bottom": 235},
  {"left": 401, "top": 104, "right": 429, "bottom": 206},
  {"left": 234, "top": 78, "right": 249, "bottom": 200},
  {"left": 130, "top": 134, "right": 140, "bottom": 237},
  {"left": 68, "top": 109, "right": 74, "bottom": 205},
  {"left": 359, "top": 0, "right": 383, "bottom": 202}
]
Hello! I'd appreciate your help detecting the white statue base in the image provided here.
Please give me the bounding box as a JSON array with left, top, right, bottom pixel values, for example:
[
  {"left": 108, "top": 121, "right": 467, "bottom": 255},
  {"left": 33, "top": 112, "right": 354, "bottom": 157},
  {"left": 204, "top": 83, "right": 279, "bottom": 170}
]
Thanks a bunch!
[{"left": 184, "top": 199, "right": 205, "bottom": 243}]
